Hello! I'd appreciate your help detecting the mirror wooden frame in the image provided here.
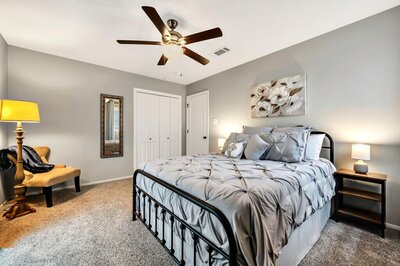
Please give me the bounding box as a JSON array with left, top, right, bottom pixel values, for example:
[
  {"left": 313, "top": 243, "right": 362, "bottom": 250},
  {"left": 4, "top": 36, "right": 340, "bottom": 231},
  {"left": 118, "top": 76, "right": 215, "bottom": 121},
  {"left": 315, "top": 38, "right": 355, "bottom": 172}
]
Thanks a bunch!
[{"left": 100, "top": 94, "right": 124, "bottom": 158}]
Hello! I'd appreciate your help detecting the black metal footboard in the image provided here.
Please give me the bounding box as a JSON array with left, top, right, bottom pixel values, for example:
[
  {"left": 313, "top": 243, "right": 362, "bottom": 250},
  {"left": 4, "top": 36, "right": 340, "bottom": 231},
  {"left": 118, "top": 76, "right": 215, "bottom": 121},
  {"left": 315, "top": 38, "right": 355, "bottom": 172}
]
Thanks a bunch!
[{"left": 133, "top": 169, "right": 237, "bottom": 266}]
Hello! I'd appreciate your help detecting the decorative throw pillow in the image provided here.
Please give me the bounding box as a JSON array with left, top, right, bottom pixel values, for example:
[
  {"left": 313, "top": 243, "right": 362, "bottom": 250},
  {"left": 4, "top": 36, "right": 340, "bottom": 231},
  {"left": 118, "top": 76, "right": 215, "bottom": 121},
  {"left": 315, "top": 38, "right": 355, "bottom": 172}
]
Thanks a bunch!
[
  {"left": 224, "top": 142, "right": 245, "bottom": 159},
  {"left": 259, "top": 131, "right": 308, "bottom": 163},
  {"left": 242, "top": 126, "right": 273, "bottom": 134},
  {"left": 305, "top": 134, "right": 325, "bottom": 160},
  {"left": 244, "top": 134, "right": 270, "bottom": 160},
  {"left": 222, "top": 133, "right": 251, "bottom": 153},
  {"left": 272, "top": 126, "right": 312, "bottom": 160}
]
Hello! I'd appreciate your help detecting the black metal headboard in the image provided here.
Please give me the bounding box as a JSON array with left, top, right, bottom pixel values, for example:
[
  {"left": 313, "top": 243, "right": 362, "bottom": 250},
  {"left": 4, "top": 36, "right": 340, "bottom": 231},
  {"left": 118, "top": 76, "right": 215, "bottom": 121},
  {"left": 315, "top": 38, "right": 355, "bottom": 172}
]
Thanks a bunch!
[{"left": 310, "top": 131, "right": 335, "bottom": 164}]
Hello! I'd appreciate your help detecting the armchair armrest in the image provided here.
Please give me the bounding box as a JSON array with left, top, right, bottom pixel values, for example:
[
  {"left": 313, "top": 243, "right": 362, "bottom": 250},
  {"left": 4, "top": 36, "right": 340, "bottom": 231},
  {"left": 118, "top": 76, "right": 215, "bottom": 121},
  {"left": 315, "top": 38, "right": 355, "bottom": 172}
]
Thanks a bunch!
[{"left": 54, "top": 164, "right": 66, "bottom": 168}]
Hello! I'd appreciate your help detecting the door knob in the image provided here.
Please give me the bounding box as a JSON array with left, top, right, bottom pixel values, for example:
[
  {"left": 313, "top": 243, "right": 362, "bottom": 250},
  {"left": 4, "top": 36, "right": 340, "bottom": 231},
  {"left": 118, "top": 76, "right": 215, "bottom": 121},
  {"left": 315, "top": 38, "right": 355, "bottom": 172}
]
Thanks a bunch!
[
  {"left": 149, "top": 138, "right": 152, "bottom": 140},
  {"left": 203, "top": 136, "right": 207, "bottom": 139}
]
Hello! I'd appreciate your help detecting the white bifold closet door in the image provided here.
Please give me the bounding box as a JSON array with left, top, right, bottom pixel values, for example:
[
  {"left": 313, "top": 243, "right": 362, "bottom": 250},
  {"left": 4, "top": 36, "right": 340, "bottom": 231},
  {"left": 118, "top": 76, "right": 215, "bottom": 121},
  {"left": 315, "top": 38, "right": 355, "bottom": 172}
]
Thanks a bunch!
[
  {"left": 135, "top": 91, "right": 181, "bottom": 168},
  {"left": 159, "top": 96, "right": 180, "bottom": 159},
  {"left": 136, "top": 93, "right": 160, "bottom": 165}
]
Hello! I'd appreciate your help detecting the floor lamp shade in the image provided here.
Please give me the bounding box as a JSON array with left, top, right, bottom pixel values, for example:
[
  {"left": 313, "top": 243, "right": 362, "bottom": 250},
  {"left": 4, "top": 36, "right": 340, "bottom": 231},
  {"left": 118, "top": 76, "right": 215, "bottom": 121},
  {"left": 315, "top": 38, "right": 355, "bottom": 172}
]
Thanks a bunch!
[{"left": 0, "top": 100, "right": 40, "bottom": 122}]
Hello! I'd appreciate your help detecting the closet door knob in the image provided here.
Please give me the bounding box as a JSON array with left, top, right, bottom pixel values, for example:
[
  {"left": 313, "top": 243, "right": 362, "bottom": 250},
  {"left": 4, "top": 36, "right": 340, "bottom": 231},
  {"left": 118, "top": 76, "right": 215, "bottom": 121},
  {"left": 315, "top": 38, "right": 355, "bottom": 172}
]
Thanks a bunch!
[
  {"left": 149, "top": 138, "right": 152, "bottom": 140},
  {"left": 167, "top": 137, "right": 170, "bottom": 140},
  {"left": 203, "top": 136, "right": 207, "bottom": 139}
]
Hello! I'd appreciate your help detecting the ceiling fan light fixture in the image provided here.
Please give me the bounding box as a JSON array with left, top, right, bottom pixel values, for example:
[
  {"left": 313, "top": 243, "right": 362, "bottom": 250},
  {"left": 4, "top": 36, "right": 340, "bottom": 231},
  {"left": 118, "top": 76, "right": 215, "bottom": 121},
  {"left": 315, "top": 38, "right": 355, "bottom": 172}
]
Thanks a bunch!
[{"left": 162, "top": 43, "right": 183, "bottom": 60}]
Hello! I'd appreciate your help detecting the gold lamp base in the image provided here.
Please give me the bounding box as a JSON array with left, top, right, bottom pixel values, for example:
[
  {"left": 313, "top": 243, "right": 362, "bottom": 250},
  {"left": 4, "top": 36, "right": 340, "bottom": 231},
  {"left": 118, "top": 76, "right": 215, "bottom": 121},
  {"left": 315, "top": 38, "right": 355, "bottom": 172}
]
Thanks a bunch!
[{"left": 3, "top": 184, "right": 36, "bottom": 220}]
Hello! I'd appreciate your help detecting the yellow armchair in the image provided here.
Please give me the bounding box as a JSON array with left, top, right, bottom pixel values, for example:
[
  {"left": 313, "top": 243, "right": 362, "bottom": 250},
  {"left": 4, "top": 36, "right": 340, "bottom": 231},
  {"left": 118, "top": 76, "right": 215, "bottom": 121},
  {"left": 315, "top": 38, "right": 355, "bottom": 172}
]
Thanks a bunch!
[{"left": 8, "top": 146, "right": 81, "bottom": 207}]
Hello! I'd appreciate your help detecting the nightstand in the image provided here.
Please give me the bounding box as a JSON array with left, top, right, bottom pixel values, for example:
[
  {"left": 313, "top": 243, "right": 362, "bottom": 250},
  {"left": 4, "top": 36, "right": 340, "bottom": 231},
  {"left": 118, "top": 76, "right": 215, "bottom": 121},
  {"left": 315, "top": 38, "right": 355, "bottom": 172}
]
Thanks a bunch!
[{"left": 333, "top": 168, "right": 387, "bottom": 237}]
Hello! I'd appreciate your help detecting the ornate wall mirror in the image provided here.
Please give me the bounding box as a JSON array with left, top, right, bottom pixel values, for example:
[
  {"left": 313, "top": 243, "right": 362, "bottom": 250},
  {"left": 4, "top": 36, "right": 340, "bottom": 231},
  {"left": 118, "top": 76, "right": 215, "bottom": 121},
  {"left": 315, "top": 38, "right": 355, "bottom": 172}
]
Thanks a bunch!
[{"left": 100, "top": 94, "right": 123, "bottom": 158}]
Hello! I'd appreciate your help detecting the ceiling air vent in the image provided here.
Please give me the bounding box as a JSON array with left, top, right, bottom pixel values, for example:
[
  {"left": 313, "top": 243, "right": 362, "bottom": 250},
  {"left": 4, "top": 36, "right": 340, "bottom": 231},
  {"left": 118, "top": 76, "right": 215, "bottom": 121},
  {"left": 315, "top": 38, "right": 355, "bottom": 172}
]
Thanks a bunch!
[{"left": 214, "top": 47, "right": 230, "bottom": 56}]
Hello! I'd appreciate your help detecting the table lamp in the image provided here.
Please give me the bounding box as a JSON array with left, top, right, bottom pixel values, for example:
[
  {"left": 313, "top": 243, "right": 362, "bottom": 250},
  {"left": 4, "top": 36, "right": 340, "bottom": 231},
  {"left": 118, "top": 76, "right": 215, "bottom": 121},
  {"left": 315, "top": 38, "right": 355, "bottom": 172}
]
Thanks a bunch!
[
  {"left": 217, "top": 138, "right": 226, "bottom": 153},
  {"left": 351, "top": 144, "right": 370, "bottom": 174},
  {"left": 0, "top": 99, "right": 40, "bottom": 220}
]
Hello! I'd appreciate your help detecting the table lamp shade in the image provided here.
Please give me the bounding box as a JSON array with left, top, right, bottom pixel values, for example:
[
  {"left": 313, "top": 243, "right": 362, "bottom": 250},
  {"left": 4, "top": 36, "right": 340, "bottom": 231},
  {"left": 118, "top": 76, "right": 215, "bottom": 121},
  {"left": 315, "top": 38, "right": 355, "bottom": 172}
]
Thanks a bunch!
[
  {"left": 351, "top": 144, "right": 370, "bottom": 161},
  {"left": 0, "top": 99, "right": 40, "bottom": 122},
  {"left": 217, "top": 138, "right": 226, "bottom": 149}
]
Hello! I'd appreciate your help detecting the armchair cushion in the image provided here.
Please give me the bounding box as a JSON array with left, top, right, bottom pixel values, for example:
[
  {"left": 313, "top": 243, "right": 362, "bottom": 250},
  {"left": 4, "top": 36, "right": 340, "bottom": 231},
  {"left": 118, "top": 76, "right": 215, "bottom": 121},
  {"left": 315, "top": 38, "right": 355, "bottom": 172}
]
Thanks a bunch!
[{"left": 23, "top": 167, "right": 81, "bottom": 187}]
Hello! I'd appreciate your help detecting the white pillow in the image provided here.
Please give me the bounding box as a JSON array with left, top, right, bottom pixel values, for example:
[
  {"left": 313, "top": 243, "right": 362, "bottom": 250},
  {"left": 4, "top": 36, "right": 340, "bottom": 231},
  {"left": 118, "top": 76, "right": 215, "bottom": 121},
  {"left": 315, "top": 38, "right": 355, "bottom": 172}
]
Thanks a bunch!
[
  {"left": 224, "top": 142, "right": 245, "bottom": 159},
  {"left": 305, "top": 134, "right": 325, "bottom": 160}
]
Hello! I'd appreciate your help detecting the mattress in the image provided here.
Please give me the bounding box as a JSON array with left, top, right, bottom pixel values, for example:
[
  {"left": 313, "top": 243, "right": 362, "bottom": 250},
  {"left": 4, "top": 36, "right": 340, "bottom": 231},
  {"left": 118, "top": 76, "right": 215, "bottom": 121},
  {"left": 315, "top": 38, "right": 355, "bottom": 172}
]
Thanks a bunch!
[{"left": 137, "top": 154, "right": 336, "bottom": 265}]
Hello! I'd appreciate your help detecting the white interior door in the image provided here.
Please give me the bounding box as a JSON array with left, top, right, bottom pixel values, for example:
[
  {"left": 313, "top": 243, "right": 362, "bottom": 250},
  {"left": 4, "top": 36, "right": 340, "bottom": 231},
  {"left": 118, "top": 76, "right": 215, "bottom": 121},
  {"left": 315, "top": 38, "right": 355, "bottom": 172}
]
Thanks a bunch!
[{"left": 186, "top": 91, "right": 209, "bottom": 155}]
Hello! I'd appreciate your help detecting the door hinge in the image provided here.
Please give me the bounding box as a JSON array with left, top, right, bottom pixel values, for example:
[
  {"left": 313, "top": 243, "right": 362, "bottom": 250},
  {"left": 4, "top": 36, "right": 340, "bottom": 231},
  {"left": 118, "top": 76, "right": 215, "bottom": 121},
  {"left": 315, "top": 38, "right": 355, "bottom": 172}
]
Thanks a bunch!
[
  {"left": 186, "top": 104, "right": 189, "bottom": 108},
  {"left": 186, "top": 129, "right": 189, "bottom": 133}
]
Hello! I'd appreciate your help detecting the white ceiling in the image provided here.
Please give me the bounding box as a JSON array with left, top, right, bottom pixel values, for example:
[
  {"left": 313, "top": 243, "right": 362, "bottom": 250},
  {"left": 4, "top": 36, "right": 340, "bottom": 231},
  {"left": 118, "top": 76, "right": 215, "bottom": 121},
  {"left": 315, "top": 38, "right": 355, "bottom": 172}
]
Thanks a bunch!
[{"left": 0, "top": 0, "right": 399, "bottom": 85}]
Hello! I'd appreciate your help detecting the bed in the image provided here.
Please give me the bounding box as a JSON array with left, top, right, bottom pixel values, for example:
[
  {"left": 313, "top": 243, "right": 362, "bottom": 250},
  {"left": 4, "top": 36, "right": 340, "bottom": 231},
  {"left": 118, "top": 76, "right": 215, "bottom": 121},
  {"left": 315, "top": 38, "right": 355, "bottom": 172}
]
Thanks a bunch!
[{"left": 132, "top": 131, "right": 336, "bottom": 266}]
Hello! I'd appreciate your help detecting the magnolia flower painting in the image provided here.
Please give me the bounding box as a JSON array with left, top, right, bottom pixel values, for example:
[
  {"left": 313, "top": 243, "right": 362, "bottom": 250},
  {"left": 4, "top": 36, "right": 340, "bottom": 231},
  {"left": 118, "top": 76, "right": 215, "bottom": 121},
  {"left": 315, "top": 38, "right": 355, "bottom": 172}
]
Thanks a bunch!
[{"left": 251, "top": 74, "right": 306, "bottom": 118}]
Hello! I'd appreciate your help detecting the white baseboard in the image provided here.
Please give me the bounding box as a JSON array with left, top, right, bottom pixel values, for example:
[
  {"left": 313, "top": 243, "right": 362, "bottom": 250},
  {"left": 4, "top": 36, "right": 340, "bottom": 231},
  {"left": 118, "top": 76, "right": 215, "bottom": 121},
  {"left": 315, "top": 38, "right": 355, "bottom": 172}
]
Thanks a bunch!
[
  {"left": 386, "top": 222, "right": 400, "bottom": 231},
  {"left": 25, "top": 175, "right": 131, "bottom": 196}
]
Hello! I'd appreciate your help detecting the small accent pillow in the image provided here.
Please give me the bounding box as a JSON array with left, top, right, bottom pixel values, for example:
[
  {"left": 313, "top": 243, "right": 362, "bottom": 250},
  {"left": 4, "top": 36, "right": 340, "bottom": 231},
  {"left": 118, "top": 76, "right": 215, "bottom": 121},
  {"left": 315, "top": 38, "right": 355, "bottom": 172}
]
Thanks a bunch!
[
  {"left": 244, "top": 134, "right": 270, "bottom": 160},
  {"left": 222, "top": 133, "right": 251, "bottom": 153},
  {"left": 224, "top": 142, "right": 245, "bottom": 159},
  {"left": 305, "top": 134, "right": 325, "bottom": 160},
  {"left": 243, "top": 126, "right": 273, "bottom": 134},
  {"left": 259, "top": 131, "right": 308, "bottom": 163}
]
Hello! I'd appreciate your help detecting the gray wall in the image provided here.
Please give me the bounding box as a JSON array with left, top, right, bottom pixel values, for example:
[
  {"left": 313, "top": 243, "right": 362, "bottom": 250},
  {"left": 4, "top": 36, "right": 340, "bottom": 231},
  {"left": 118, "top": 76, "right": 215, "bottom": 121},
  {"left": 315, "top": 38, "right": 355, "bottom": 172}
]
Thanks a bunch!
[
  {"left": 0, "top": 33, "right": 8, "bottom": 203},
  {"left": 7, "top": 46, "right": 186, "bottom": 187},
  {"left": 187, "top": 7, "right": 400, "bottom": 227}
]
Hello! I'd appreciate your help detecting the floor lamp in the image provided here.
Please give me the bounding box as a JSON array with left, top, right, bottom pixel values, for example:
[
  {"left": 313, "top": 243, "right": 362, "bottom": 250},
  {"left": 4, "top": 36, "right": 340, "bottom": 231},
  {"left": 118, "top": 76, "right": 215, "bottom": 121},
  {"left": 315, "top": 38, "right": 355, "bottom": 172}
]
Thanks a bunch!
[{"left": 0, "top": 99, "right": 40, "bottom": 220}]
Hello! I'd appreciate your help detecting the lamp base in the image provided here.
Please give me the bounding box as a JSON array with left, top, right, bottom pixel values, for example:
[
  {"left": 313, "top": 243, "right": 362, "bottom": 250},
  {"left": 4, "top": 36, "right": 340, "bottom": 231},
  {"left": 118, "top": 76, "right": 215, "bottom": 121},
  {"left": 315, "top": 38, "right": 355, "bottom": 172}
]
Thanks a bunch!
[
  {"left": 3, "top": 184, "right": 36, "bottom": 220},
  {"left": 354, "top": 161, "right": 369, "bottom": 174}
]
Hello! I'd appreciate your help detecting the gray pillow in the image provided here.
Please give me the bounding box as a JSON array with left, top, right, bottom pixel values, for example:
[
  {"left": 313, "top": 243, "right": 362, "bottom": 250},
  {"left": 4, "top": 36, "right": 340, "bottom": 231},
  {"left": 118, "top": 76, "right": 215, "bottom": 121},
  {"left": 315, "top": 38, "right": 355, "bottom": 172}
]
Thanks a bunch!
[
  {"left": 244, "top": 134, "right": 270, "bottom": 160},
  {"left": 259, "top": 131, "right": 308, "bottom": 163},
  {"left": 272, "top": 126, "right": 312, "bottom": 160},
  {"left": 222, "top": 133, "right": 251, "bottom": 153},
  {"left": 243, "top": 126, "right": 273, "bottom": 134}
]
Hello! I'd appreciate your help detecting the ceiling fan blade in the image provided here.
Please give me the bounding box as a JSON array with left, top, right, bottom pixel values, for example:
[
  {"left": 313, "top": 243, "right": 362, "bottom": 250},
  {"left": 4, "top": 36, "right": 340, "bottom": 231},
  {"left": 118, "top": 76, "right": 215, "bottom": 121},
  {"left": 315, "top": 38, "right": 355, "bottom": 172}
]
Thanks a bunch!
[
  {"left": 183, "top": 47, "right": 209, "bottom": 65},
  {"left": 117, "top": 40, "right": 162, "bottom": 45},
  {"left": 157, "top": 55, "right": 168, "bottom": 65},
  {"left": 184, "top": 27, "right": 222, "bottom": 45},
  {"left": 142, "top": 6, "right": 170, "bottom": 37}
]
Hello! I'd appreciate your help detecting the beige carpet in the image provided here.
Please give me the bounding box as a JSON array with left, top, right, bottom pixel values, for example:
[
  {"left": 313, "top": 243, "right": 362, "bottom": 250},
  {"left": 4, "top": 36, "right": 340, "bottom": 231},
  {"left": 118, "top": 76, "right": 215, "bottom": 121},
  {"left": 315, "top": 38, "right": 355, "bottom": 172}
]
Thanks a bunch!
[{"left": 0, "top": 179, "right": 399, "bottom": 265}]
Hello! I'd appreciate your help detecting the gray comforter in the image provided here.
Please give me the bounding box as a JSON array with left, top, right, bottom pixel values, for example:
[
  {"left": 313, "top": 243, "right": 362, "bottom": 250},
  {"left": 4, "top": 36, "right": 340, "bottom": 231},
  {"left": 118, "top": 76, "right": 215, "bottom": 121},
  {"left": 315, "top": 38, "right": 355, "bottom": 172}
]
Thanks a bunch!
[{"left": 137, "top": 154, "right": 336, "bottom": 266}]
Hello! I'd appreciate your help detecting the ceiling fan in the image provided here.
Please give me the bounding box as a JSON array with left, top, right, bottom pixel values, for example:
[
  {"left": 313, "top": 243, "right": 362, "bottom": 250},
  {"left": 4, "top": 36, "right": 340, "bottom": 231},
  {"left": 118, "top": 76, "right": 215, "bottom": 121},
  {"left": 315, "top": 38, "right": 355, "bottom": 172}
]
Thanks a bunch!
[{"left": 117, "top": 6, "right": 223, "bottom": 66}]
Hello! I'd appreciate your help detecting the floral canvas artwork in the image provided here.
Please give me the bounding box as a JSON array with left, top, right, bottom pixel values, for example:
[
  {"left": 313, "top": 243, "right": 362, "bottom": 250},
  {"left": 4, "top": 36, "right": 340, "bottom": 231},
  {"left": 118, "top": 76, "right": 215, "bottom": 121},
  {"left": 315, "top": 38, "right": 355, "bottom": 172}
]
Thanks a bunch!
[{"left": 251, "top": 74, "right": 306, "bottom": 117}]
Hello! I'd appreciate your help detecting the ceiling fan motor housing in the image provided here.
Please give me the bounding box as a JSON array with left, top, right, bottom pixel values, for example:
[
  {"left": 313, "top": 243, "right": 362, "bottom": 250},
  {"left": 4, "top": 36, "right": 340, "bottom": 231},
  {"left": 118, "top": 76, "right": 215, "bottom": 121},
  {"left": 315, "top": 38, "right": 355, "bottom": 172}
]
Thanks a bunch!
[{"left": 167, "top": 19, "right": 178, "bottom": 30}]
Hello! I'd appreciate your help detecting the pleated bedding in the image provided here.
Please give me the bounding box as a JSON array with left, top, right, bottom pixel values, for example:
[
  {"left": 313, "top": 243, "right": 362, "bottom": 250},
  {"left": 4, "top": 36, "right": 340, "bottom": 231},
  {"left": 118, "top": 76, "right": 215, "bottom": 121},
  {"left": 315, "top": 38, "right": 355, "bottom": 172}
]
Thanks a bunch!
[{"left": 137, "top": 154, "right": 336, "bottom": 266}]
